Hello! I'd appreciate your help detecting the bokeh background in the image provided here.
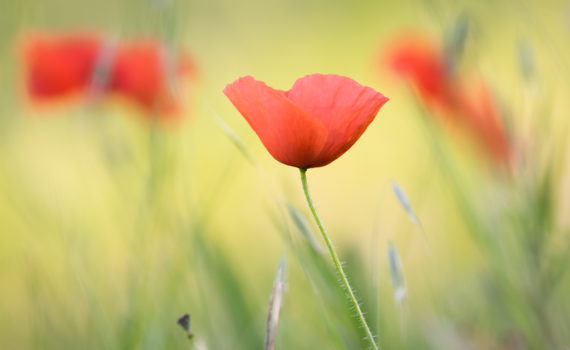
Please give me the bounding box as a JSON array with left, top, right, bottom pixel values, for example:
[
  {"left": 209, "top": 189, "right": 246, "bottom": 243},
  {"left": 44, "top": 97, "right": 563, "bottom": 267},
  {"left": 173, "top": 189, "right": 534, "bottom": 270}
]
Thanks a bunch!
[{"left": 1, "top": 0, "right": 569, "bottom": 349}]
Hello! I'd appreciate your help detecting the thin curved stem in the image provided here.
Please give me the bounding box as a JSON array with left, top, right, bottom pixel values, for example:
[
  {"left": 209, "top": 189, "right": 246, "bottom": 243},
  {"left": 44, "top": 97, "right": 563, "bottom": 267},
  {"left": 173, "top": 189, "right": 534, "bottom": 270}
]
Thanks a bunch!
[{"left": 299, "top": 168, "right": 379, "bottom": 350}]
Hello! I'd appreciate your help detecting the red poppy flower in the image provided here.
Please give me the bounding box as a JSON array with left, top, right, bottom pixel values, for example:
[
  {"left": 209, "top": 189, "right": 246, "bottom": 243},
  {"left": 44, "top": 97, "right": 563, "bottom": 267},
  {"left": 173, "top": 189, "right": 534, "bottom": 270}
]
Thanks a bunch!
[
  {"left": 223, "top": 74, "right": 389, "bottom": 168},
  {"left": 383, "top": 33, "right": 512, "bottom": 165},
  {"left": 21, "top": 33, "right": 195, "bottom": 119},
  {"left": 385, "top": 34, "right": 454, "bottom": 116},
  {"left": 22, "top": 34, "right": 101, "bottom": 100},
  {"left": 455, "top": 78, "right": 511, "bottom": 163},
  {"left": 110, "top": 41, "right": 196, "bottom": 117}
]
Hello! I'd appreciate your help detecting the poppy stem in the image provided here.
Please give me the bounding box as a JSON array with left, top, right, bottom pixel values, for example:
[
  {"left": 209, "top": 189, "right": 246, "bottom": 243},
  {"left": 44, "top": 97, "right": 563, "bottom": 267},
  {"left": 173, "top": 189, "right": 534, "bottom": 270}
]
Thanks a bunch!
[{"left": 299, "top": 168, "right": 379, "bottom": 350}]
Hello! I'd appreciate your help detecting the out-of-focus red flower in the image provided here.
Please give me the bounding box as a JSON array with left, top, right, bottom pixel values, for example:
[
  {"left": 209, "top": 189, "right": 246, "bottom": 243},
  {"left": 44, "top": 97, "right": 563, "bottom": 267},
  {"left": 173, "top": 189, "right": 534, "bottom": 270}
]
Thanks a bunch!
[
  {"left": 383, "top": 33, "right": 512, "bottom": 165},
  {"left": 21, "top": 33, "right": 195, "bottom": 119},
  {"left": 386, "top": 35, "right": 454, "bottom": 116},
  {"left": 224, "top": 74, "right": 389, "bottom": 168},
  {"left": 110, "top": 41, "right": 196, "bottom": 117},
  {"left": 455, "top": 78, "right": 511, "bottom": 163},
  {"left": 22, "top": 34, "right": 101, "bottom": 100}
]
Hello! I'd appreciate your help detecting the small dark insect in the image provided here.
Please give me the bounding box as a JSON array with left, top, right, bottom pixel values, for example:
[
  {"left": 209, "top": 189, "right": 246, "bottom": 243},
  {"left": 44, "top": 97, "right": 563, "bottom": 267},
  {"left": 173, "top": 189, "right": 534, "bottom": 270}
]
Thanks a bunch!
[{"left": 177, "top": 313, "right": 194, "bottom": 340}]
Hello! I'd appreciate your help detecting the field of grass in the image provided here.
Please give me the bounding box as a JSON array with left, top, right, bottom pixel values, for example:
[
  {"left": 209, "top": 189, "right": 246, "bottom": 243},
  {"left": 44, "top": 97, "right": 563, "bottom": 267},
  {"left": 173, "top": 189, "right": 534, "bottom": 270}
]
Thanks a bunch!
[{"left": 1, "top": 0, "right": 570, "bottom": 349}]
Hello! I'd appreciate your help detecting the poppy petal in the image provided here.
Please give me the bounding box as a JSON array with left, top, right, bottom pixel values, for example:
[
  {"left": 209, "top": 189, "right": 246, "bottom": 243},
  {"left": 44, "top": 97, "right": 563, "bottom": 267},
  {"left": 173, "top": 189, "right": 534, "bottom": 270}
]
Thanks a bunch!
[
  {"left": 111, "top": 42, "right": 165, "bottom": 113},
  {"left": 454, "top": 79, "right": 511, "bottom": 163},
  {"left": 286, "top": 74, "right": 389, "bottom": 167},
  {"left": 23, "top": 35, "right": 100, "bottom": 99},
  {"left": 224, "top": 76, "right": 328, "bottom": 168},
  {"left": 384, "top": 35, "right": 453, "bottom": 115}
]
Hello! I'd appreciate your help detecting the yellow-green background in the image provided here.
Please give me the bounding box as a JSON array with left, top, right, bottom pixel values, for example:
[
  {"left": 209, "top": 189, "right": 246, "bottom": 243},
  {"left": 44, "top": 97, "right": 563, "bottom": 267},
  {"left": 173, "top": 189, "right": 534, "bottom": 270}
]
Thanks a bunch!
[{"left": 0, "top": 0, "right": 569, "bottom": 348}]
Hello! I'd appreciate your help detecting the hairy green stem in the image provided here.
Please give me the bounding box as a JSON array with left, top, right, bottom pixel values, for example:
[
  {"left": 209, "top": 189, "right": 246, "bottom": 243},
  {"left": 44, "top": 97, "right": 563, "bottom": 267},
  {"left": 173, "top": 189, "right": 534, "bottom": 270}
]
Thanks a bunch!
[{"left": 299, "top": 168, "right": 379, "bottom": 350}]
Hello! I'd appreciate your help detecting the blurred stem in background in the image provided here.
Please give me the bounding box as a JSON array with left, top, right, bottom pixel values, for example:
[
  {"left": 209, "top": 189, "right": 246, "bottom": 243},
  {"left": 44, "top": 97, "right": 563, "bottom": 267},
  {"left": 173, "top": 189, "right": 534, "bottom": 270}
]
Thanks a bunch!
[
  {"left": 382, "top": 11, "right": 569, "bottom": 346},
  {"left": 417, "top": 91, "right": 563, "bottom": 349},
  {"left": 299, "top": 168, "right": 380, "bottom": 350}
]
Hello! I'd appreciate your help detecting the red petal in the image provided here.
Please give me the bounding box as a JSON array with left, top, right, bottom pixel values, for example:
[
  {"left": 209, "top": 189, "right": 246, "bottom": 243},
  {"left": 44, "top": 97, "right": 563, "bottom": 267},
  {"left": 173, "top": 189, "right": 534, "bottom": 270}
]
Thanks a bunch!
[
  {"left": 224, "top": 76, "right": 328, "bottom": 168},
  {"left": 384, "top": 35, "right": 452, "bottom": 113},
  {"left": 110, "top": 41, "right": 191, "bottom": 117},
  {"left": 111, "top": 42, "right": 164, "bottom": 113},
  {"left": 286, "top": 74, "right": 389, "bottom": 167},
  {"left": 454, "top": 79, "right": 512, "bottom": 163},
  {"left": 23, "top": 35, "right": 100, "bottom": 99}
]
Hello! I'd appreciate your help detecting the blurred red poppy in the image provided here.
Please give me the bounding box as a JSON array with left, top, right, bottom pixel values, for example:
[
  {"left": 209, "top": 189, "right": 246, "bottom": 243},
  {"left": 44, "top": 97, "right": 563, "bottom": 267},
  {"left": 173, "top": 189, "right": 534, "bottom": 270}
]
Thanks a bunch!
[
  {"left": 384, "top": 33, "right": 512, "bottom": 164},
  {"left": 386, "top": 35, "right": 454, "bottom": 116},
  {"left": 110, "top": 41, "right": 196, "bottom": 117},
  {"left": 22, "top": 34, "right": 101, "bottom": 100},
  {"left": 224, "top": 74, "right": 389, "bottom": 168},
  {"left": 455, "top": 78, "right": 511, "bottom": 163},
  {"left": 21, "top": 33, "right": 195, "bottom": 119}
]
